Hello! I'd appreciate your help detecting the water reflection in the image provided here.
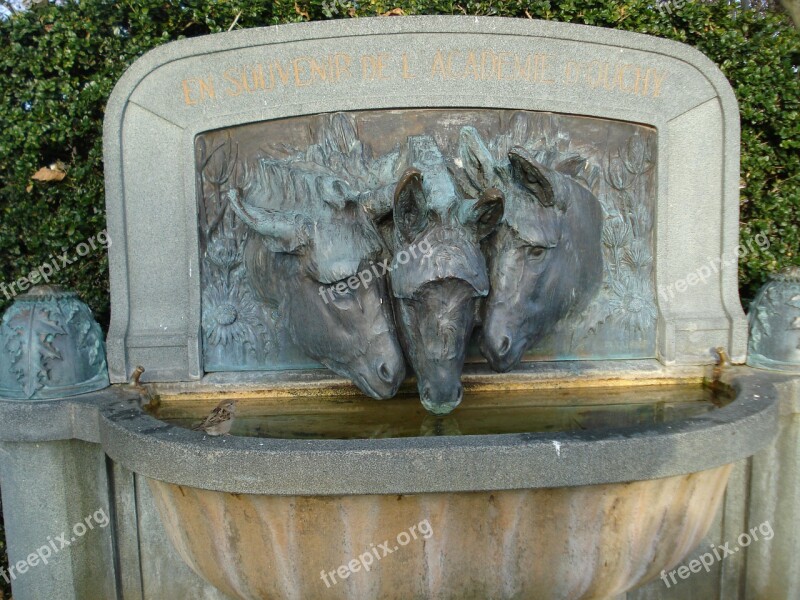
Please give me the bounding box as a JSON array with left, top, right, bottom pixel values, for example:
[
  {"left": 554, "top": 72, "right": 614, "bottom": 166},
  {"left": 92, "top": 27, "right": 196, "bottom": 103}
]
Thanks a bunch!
[{"left": 157, "top": 384, "right": 732, "bottom": 440}]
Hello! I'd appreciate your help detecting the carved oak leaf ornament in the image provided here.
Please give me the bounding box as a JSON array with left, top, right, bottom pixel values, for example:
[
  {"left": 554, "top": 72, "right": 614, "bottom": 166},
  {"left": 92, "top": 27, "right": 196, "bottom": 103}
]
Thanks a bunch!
[
  {"left": 750, "top": 287, "right": 780, "bottom": 348},
  {"left": 4, "top": 308, "right": 66, "bottom": 398}
]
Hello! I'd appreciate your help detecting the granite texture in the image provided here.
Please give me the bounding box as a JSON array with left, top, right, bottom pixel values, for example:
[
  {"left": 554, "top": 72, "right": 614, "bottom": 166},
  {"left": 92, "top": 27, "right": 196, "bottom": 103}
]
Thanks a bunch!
[
  {"left": 0, "top": 440, "right": 117, "bottom": 600},
  {"left": 0, "top": 364, "right": 779, "bottom": 496}
]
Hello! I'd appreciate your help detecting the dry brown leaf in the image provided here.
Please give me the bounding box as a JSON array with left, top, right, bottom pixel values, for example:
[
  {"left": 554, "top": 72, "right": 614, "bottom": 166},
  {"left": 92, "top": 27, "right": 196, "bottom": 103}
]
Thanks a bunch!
[
  {"left": 294, "top": 2, "right": 310, "bottom": 20},
  {"left": 381, "top": 8, "right": 405, "bottom": 16},
  {"left": 31, "top": 162, "right": 67, "bottom": 183}
]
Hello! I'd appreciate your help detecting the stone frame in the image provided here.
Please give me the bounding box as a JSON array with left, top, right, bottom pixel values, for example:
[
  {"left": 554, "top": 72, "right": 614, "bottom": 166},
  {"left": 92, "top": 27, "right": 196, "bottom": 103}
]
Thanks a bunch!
[{"left": 104, "top": 16, "right": 745, "bottom": 383}]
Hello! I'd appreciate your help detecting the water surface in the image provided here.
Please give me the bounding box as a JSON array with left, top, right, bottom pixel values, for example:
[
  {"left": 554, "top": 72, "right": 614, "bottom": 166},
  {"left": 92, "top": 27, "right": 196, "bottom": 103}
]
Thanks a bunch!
[{"left": 156, "top": 383, "right": 731, "bottom": 440}]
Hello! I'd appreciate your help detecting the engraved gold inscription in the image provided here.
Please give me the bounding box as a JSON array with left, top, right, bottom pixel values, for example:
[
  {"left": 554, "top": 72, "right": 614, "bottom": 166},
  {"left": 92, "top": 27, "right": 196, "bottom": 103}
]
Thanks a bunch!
[{"left": 180, "top": 50, "right": 668, "bottom": 106}]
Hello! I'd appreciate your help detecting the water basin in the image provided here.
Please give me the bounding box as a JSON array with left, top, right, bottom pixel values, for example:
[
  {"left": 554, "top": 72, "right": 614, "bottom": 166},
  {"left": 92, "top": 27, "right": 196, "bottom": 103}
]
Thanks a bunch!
[{"left": 99, "top": 370, "right": 777, "bottom": 600}]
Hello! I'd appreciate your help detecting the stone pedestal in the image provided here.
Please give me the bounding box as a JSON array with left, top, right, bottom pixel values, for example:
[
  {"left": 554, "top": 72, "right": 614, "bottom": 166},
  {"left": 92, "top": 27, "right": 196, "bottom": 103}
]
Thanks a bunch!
[{"left": 0, "top": 440, "right": 116, "bottom": 600}]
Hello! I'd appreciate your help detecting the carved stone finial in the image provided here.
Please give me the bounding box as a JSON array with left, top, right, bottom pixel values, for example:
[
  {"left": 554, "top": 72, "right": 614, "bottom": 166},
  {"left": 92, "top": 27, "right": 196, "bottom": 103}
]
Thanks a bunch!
[
  {"left": 771, "top": 266, "right": 800, "bottom": 283},
  {"left": 0, "top": 285, "right": 109, "bottom": 400},
  {"left": 747, "top": 267, "right": 800, "bottom": 374}
]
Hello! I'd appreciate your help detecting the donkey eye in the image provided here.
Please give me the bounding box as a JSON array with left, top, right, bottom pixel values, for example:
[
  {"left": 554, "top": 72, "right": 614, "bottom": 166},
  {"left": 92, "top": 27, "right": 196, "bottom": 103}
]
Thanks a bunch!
[
  {"left": 327, "top": 280, "right": 363, "bottom": 310},
  {"left": 332, "top": 285, "right": 354, "bottom": 300},
  {"left": 526, "top": 245, "right": 548, "bottom": 260}
]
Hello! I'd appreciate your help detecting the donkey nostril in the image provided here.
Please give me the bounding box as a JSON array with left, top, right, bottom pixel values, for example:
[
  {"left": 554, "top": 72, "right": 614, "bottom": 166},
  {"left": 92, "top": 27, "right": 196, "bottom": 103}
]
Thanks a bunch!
[
  {"left": 456, "top": 385, "right": 463, "bottom": 404},
  {"left": 499, "top": 335, "right": 512, "bottom": 356},
  {"left": 377, "top": 362, "right": 393, "bottom": 383}
]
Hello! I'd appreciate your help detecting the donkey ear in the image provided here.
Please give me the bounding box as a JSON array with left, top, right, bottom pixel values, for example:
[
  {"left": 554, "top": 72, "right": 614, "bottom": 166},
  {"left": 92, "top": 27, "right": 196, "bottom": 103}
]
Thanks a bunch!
[
  {"left": 555, "top": 155, "right": 588, "bottom": 180},
  {"left": 228, "top": 188, "right": 309, "bottom": 254},
  {"left": 357, "top": 183, "right": 394, "bottom": 221},
  {"left": 508, "top": 147, "right": 555, "bottom": 208},
  {"left": 467, "top": 187, "right": 505, "bottom": 240},
  {"left": 459, "top": 127, "right": 496, "bottom": 192},
  {"left": 393, "top": 168, "right": 428, "bottom": 243}
]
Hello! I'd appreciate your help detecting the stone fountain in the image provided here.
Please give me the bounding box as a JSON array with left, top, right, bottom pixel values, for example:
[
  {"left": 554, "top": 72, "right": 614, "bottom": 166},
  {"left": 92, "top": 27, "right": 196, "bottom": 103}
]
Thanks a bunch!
[{"left": 0, "top": 16, "right": 797, "bottom": 600}]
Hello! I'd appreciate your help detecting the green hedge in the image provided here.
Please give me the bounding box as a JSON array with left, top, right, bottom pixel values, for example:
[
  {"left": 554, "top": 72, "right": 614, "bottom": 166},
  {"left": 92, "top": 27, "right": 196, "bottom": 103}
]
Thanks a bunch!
[{"left": 0, "top": 0, "right": 797, "bottom": 326}]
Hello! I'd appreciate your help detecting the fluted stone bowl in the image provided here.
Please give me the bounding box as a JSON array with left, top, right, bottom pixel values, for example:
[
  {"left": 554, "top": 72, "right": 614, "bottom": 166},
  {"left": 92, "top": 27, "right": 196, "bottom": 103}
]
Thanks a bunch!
[
  {"left": 97, "top": 366, "right": 778, "bottom": 600},
  {"left": 147, "top": 465, "right": 730, "bottom": 599}
]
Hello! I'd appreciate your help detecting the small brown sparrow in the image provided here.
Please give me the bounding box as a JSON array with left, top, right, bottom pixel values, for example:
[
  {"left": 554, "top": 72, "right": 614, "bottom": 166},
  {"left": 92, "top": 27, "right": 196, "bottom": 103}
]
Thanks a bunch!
[{"left": 192, "top": 400, "right": 237, "bottom": 436}]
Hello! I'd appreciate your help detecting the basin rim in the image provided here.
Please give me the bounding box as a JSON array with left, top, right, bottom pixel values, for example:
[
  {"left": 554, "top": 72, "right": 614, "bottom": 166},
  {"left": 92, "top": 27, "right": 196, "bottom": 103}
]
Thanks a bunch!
[{"left": 89, "top": 370, "right": 778, "bottom": 495}]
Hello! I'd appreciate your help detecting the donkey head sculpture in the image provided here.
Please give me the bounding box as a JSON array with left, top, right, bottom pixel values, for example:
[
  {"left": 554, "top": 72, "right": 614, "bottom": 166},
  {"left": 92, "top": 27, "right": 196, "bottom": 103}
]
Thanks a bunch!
[
  {"left": 391, "top": 136, "right": 504, "bottom": 414},
  {"left": 459, "top": 126, "right": 603, "bottom": 373},
  {"left": 229, "top": 158, "right": 406, "bottom": 399}
]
